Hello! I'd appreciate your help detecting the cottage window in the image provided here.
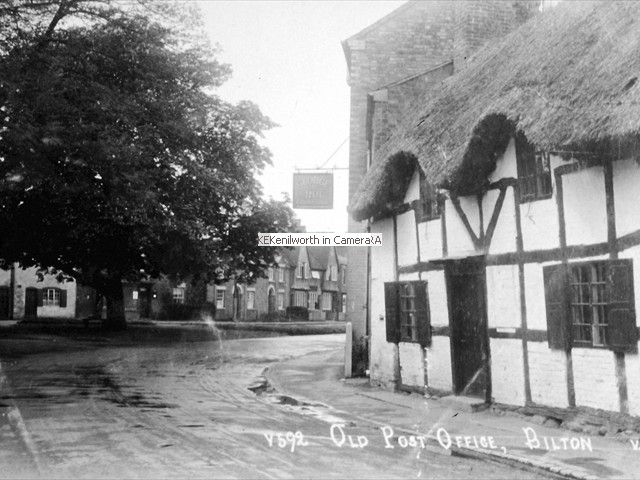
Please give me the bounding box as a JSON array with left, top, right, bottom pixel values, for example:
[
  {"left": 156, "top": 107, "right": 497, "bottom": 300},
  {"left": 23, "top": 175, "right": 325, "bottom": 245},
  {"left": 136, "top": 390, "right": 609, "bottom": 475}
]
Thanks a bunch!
[
  {"left": 419, "top": 170, "right": 440, "bottom": 221},
  {"left": 247, "top": 290, "right": 255, "bottom": 310},
  {"left": 543, "top": 259, "right": 637, "bottom": 351},
  {"left": 43, "top": 288, "right": 60, "bottom": 307},
  {"left": 322, "top": 292, "right": 333, "bottom": 311},
  {"left": 384, "top": 281, "right": 431, "bottom": 346},
  {"left": 215, "top": 289, "right": 225, "bottom": 309},
  {"left": 516, "top": 133, "right": 552, "bottom": 203},
  {"left": 172, "top": 287, "right": 185, "bottom": 304}
]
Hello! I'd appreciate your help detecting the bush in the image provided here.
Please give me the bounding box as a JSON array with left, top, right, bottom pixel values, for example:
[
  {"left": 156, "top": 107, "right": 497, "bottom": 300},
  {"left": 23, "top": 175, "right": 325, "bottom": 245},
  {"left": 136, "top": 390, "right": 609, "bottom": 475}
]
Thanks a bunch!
[
  {"left": 159, "top": 303, "right": 209, "bottom": 320},
  {"left": 286, "top": 306, "right": 309, "bottom": 321}
]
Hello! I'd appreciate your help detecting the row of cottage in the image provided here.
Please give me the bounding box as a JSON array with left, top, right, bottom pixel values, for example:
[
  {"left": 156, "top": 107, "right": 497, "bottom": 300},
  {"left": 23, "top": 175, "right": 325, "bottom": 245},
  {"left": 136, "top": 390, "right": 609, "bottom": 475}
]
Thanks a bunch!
[
  {"left": 0, "top": 246, "right": 347, "bottom": 322},
  {"left": 344, "top": 0, "right": 640, "bottom": 418}
]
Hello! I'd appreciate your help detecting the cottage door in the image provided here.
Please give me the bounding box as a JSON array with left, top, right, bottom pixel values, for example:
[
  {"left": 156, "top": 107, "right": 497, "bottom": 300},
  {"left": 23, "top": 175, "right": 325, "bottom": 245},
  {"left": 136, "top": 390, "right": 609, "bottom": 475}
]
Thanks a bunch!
[
  {"left": 0, "top": 287, "right": 10, "bottom": 319},
  {"left": 445, "top": 258, "right": 489, "bottom": 400},
  {"left": 268, "top": 289, "right": 276, "bottom": 314},
  {"left": 25, "top": 287, "right": 38, "bottom": 321}
]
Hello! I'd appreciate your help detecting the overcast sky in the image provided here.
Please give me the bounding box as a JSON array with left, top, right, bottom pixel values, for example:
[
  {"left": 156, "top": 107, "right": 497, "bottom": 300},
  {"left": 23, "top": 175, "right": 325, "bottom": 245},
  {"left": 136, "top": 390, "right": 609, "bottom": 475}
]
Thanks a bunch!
[{"left": 197, "top": 1, "right": 406, "bottom": 232}]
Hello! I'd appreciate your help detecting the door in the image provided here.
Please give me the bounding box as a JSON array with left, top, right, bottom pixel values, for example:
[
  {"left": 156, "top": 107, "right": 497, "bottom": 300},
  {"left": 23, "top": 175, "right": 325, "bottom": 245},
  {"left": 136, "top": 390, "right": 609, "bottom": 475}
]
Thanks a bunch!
[
  {"left": 25, "top": 287, "right": 38, "bottom": 321},
  {"left": 0, "top": 287, "right": 10, "bottom": 319},
  {"left": 445, "top": 258, "right": 490, "bottom": 400},
  {"left": 268, "top": 288, "right": 276, "bottom": 314}
]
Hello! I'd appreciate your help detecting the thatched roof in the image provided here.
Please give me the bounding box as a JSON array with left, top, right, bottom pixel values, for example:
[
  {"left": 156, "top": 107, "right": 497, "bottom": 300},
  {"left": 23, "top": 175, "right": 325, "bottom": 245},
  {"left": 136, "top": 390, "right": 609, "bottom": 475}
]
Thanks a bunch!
[{"left": 350, "top": 1, "right": 640, "bottom": 221}]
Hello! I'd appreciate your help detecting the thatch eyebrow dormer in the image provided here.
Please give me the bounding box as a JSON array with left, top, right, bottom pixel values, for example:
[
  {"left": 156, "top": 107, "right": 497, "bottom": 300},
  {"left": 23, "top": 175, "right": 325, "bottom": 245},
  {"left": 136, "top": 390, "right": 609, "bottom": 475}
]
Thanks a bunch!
[{"left": 349, "top": 1, "right": 640, "bottom": 222}]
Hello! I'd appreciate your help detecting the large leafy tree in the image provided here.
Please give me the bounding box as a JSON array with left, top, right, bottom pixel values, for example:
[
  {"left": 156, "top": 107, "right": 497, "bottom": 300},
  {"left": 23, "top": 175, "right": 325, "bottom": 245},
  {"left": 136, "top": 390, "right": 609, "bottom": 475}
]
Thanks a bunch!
[{"left": 0, "top": 1, "right": 298, "bottom": 328}]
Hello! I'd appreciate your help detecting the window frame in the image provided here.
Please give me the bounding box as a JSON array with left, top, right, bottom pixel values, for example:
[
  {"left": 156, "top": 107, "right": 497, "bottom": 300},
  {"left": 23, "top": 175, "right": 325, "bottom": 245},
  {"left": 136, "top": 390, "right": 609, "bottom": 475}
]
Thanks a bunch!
[
  {"left": 172, "top": 287, "right": 185, "bottom": 304},
  {"left": 246, "top": 290, "right": 255, "bottom": 310},
  {"left": 384, "top": 281, "right": 431, "bottom": 347},
  {"left": 215, "top": 289, "right": 225, "bottom": 309},
  {"left": 277, "top": 291, "right": 285, "bottom": 310},
  {"left": 543, "top": 259, "right": 638, "bottom": 352},
  {"left": 322, "top": 292, "right": 333, "bottom": 311},
  {"left": 419, "top": 170, "right": 441, "bottom": 222},
  {"left": 43, "top": 288, "right": 60, "bottom": 307},
  {"left": 516, "top": 132, "right": 553, "bottom": 203}
]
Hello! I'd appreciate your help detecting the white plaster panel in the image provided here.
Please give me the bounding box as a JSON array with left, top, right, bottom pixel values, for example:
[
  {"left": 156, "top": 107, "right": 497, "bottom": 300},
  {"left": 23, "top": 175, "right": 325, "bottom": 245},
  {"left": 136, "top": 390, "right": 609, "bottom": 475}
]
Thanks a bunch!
[
  {"left": 520, "top": 198, "right": 559, "bottom": 251},
  {"left": 444, "top": 198, "right": 476, "bottom": 256},
  {"left": 524, "top": 263, "right": 548, "bottom": 331},
  {"left": 563, "top": 166, "right": 607, "bottom": 247},
  {"left": 370, "top": 219, "right": 395, "bottom": 284},
  {"left": 486, "top": 188, "right": 517, "bottom": 255},
  {"left": 0, "top": 268, "right": 10, "bottom": 287},
  {"left": 425, "top": 270, "right": 448, "bottom": 327},
  {"left": 369, "top": 340, "right": 398, "bottom": 390},
  {"left": 486, "top": 265, "right": 521, "bottom": 328},
  {"left": 404, "top": 168, "right": 420, "bottom": 203},
  {"left": 625, "top": 352, "right": 640, "bottom": 416},
  {"left": 572, "top": 348, "right": 618, "bottom": 412},
  {"left": 490, "top": 338, "right": 525, "bottom": 406},
  {"left": 418, "top": 219, "right": 443, "bottom": 261},
  {"left": 396, "top": 210, "right": 418, "bottom": 267},
  {"left": 488, "top": 138, "right": 517, "bottom": 183},
  {"left": 426, "top": 336, "right": 452, "bottom": 392},
  {"left": 527, "top": 342, "right": 569, "bottom": 408},
  {"left": 613, "top": 158, "right": 640, "bottom": 237},
  {"left": 399, "top": 342, "right": 425, "bottom": 388},
  {"left": 617, "top": 245, "right": 640, "bottom": 327}
]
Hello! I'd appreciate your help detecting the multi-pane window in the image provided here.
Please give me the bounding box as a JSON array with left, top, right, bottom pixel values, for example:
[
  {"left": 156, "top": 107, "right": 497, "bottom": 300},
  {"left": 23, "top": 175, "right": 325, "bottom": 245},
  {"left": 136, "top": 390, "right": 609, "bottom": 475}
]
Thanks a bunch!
[
  {"left": 293, "top": 290, "right": 306, "bottom": 307},
  {"left": 309, "top": 292, "right": 319, "bottom": 310},
  {"left": 215, "top": 289, "right": 225, "bottom": 309},
  {"left": 297, "top": 262, "right": 308, "bottom": 279},
  {"left": 277, "top": 292, "right": 285, "bottom": 310},
  {"left": 247, "top": 290, "right": 255, "bottom": 310},
  {"left": 543, "top": 259, "right": 637, "bottom": 351},
  {"left": 400, "top": 283, "right": 418, "bottom": 342},
  {"left": 570, "top": 263, "right": 607, "bottom": 347},
  {"left": 43, "top": 288, "right": 60, "bottom": 307},
  {"left": 172, "top": 287, "right": 185, "bottom": 304},
  {"left": 278, "top": 268, "right": 284, "bottom": 282},
  {"left": 384, "top": 281, "right": 431, "bottom": 347},
  {"left": 419, "top": 170, "right": 440, "bottom": 221},
  {"left": 322, "top": 292, "right": 333, "bottom": 311},
  {"left": 516, "top": 132, "right": 552, "bottom": 203}
]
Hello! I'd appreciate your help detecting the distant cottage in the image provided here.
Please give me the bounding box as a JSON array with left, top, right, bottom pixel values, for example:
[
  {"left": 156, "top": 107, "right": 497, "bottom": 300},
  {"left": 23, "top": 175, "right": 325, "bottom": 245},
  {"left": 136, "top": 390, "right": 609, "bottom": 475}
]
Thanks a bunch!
[{"left": 346, "top": 0, "right": 640, "bottom": 417}]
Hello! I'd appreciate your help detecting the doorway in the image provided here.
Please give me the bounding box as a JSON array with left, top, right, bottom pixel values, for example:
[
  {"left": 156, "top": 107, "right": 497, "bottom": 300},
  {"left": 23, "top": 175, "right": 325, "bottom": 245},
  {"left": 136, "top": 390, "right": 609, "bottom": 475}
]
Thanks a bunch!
[
  {"left": 445, "top": 257, "right": 490, "bottom": 400},
  {"left": 25, "top": 287, "right": 38, "bottom": 321},
  {"left": 0, "top": 287, "right": 10, "bottom": 319}
]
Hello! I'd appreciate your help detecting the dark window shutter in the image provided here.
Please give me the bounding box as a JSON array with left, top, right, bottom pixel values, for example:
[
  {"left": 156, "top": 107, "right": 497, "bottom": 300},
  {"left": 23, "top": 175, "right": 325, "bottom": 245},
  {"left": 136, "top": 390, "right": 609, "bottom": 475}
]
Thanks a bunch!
[
  {"left": 606, "top": 259, "right": 638, "bottom": 353},
  {"left": 37, "top": 289, "right": 43, "bottom": 307},
  {"left": 384, "top": 282, "right": 400, "bottom": 344},
  {"left": 412, "top": 280, "right": 431, "bottom": 348},
  {"left": 59, "top": 289, "right": 67, "bottom": 308},
  {"left": 543, "top": 264, "right": 570, "bottom": 350}
]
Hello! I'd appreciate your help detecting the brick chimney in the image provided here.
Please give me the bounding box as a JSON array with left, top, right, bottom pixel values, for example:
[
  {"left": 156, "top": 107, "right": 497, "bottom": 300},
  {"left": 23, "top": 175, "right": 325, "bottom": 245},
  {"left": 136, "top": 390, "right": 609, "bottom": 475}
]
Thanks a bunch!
[{"left": 453, "top": 0, "right": 539, "bottom": 72}]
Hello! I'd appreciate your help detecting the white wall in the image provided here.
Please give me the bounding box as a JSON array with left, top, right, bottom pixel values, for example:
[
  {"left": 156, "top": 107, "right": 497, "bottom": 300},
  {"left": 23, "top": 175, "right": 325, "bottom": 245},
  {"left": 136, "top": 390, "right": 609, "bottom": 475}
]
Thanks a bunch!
[
  {"left": 490, "top": 338, "right": 526, "bottom": 406},
  {"left": 486, "top": 265, "right": 521, "bottom": 329},
  {"left": 614, "top": 158, "right": 640, "bottom": 237},
  {"left": 404, "top": 168, "right": 420, "bottom": 203},
  {"left": 396, "top": 210, "right": 418, "bottom": 267},
  {"left": 572, "top": 348, "right": 618, "bottom": 412},
  {"left": 418, "top": 219, "right": 443, "bottom": 261},
  {"left": 488, "top": 138, "right": 518, "bottom": 183},
  {"left": 528, "top": 342, "right": 569, "bottom": 408},
  {"left": 14, "top": 267, "right": 76, "bottom": 319},
  {"left": 426, "top": 336, "right": 453, "bottom": 392},
  {"left": 563, "top": 165, "right": 607, "bottom": 247},
  {"left": 486, "top": 188, "right": 518, "bottom": 255},
  {"left": 444, "top": 197, "right": 477, "bottom": 256},
  {"left": 370, "top": 218, "right": 398, "bottom": 388}
]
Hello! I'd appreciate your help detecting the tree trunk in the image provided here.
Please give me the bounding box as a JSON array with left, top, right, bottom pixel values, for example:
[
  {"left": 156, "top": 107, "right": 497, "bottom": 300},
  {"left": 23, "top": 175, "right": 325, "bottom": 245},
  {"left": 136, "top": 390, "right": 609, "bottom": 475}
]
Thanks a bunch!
[{"left": 102, "top": 275, "right": 127, "bottom": 331}]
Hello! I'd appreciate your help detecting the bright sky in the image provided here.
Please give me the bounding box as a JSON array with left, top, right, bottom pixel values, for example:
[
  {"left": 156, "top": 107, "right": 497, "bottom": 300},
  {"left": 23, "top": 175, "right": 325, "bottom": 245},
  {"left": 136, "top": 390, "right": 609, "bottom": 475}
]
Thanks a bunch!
[{"left": 198, "top": 0, "right": 406, "bottom": 233}]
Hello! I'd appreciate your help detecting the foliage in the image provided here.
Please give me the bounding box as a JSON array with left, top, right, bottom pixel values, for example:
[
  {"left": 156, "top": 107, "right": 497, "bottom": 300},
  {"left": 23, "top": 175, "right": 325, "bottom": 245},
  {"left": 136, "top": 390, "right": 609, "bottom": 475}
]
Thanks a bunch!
[{"left": 0, "top": 1, "right": 298, "bottom": 326}]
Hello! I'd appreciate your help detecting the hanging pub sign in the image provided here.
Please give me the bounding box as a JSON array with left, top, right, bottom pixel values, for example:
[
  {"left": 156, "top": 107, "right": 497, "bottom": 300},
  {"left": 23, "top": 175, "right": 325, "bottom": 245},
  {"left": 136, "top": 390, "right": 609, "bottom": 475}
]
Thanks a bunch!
[{"left": 292, "top": 172, "right": 333, "bottom": 209}]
